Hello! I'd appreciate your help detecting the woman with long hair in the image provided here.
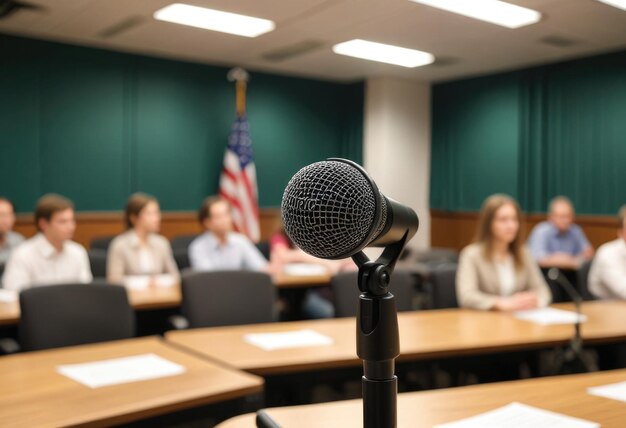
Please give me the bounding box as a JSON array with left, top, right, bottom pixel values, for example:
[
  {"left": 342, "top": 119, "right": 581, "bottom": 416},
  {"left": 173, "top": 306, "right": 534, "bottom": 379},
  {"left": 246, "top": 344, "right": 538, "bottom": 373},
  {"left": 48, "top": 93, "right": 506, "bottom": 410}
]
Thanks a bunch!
[{"left": 456, "top": 194, "right": 551, "bottom": 311}]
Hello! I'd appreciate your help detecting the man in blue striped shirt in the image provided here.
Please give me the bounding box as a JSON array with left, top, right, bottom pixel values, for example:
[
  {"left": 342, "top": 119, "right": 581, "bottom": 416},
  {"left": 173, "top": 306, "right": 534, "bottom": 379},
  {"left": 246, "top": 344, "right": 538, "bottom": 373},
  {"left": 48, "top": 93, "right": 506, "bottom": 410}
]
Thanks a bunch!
[{"left": 528, "top": 196, "right": 594, "bottom": 270}]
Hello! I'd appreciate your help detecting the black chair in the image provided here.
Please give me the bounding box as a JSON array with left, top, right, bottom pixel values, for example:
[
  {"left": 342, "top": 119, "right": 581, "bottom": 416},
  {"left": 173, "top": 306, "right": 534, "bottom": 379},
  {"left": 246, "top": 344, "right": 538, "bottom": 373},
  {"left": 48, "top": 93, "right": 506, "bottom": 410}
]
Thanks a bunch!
[
  {"left": 90, "top": 236, "right": 115, "bottom": 251},
  {"left": 88, "top": 249, "right": 108, "bottom": 278},
  {"left": 0, "top": 262, "right": 5, "bottom": 285},
  {"left": 413, "top": 248, "right": 459, "bottom": 265},
  {"left": 255, "top": 241, "right": 271, "bottom": 261},
  {"left": 577, "top": 259, "right": 595, "bottom": 301},
  {"left": 180, "top": 270, "right": 276, "bottom": 328},
  {"left": 171, "top": 234, "right": 199, "bottom": 251},
  {"left": 426, "top": 263, "right": 459, "bottom": 309},
  {"left": 331, "top": 270, "right": 416, "bottom": 318},
  {"left": 173, "top": 248, "right": 191, "bottom": 270},
  {"left": 19, "top": 282, "right": 135, "bottom": 352}
]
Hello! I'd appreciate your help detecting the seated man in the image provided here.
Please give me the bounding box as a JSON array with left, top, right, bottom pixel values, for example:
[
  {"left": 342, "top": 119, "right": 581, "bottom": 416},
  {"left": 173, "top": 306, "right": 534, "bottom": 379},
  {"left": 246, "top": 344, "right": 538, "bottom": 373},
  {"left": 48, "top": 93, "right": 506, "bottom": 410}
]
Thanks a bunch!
[
  {"left": 189, "top": 196, "right": 267, "bottom": 272},
  {"left": 589, "top": 205, "right": 626, "bottom": 299},
  {"left": 0, "top": 197, "right": 24, "bottom": 264},
  {"left": 528, "top": 196, "right": 594, "bottom": 269},
  {"left": 3, "top": 194, "right": 92, "bottom": 292}
]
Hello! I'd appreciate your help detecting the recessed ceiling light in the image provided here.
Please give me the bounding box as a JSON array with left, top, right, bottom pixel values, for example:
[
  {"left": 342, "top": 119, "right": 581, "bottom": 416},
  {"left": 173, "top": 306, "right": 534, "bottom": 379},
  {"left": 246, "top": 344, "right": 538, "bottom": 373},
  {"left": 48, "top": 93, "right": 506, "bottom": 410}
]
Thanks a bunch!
[
  {"left": 596, "top": 0, "right": 626, "bottom": 11},
  {"left": 154, "top": 3, "right": 275, "bottom": 38},
  {"left": 332, "top": 39, "right": 435, "bottom": 68},
  {"left": 408, "top": 0, "right": 541, "bottom": 29}
]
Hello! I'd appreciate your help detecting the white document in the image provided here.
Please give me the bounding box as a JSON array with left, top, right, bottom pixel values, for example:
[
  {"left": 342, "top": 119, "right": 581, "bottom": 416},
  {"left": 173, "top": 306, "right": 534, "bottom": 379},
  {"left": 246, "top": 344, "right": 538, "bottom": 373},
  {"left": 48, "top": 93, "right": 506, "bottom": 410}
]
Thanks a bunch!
[
  {"left": 244, "top": 329, "right": 333, "bottom": 351},
  {"left": 57, "top": 353, "right": 186, "bottom": 388},
  {"left": 513, "top": 307, "right": 587, "bottom": 325},
  {"left": 154, "top": 274, "right": 177, "bottom": 288},
  {"left": 588, "top": 380, "right": 626, "bottom": 403},
  {"left": 123, "top": 276, "right": 150, "bottom": 290},
  {"left": 123, "top": 275, "right": 177, "bottom": 289},
  {"left": 434, "top": 402, "right": 599, "bottom": 428},
  {"left": 283, "top": 263, "right": 328, "bottom": 276},
  {"left": 0, "top": 289, "right": 18, "bottom": 303}
]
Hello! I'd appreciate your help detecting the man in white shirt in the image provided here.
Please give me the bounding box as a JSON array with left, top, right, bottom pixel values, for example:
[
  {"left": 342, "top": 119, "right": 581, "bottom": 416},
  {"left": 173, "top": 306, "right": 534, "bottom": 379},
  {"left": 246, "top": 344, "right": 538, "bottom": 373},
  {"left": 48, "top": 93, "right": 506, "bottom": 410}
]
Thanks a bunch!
[
  {"left": 3, "top": 194, "right": 92, "bottom": 292},
  {"left": 589, "top": 205, "right": 626, "bottom": 299},
  {"left": 0, "top": 197, "right": 24, "bottom": 264},
  {"left": 189, "top": 196, "right": 268, "bottom": 272}
]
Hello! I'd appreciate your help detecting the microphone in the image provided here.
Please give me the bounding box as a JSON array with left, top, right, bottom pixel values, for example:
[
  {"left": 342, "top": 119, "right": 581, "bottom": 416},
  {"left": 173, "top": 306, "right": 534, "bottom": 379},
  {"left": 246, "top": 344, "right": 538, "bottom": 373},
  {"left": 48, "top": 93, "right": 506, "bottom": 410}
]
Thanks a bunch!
[{"left": 281, "top": 158, "right": 419, "bottom": 260}]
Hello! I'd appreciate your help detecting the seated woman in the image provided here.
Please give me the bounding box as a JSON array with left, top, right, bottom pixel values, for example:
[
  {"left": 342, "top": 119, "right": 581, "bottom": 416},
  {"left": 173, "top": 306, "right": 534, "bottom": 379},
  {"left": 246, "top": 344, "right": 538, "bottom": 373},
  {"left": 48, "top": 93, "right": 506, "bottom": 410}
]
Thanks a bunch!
[
  {"left": 456, "top": 194, "right": 551, "bottom": 311},
  {"left": 107, "top": 193, "right": 179, "bottom": 286}
]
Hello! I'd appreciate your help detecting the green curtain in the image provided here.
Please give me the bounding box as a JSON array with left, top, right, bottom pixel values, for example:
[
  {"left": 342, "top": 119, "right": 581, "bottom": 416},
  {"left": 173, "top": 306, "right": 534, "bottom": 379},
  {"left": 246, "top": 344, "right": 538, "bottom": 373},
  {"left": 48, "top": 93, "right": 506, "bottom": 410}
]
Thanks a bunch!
[
  {"left": 0, "top": 34, "right": 364, "bottom": 211},
  {"left": 431, "top": 49, "right": 626, "bottom": 215}
]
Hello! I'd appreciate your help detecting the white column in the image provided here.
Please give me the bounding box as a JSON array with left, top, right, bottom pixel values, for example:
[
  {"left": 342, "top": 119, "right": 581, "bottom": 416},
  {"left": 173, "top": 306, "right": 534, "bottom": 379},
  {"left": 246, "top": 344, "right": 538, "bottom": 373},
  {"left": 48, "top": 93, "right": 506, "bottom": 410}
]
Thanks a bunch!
[{"left": 363, "top": 77, "right": 431, "bottom": 250}]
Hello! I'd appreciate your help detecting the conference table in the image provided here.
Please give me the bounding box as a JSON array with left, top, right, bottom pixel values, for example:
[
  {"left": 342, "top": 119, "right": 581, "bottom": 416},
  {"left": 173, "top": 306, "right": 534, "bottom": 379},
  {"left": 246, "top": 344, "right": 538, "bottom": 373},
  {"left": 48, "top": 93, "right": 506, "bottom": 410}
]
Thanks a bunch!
[
  {"left": 165, "top": 300, "right": 626, "bottom": 376},
  {"left": 216, "top": 369, "right": 626, "bottom": 427},
  {"left": 0, "top": 273, "right": 332, "bottom": 326},
  {"left": 0, "top": 336, "right": 263, "bottom": 427}
]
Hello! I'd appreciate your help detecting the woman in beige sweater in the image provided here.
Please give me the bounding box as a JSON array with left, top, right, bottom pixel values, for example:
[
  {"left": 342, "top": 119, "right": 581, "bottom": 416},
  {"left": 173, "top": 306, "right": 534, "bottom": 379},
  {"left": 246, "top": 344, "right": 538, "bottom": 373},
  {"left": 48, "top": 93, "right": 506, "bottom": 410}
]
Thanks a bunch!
[
  {"left": 456, "top": 194, "right": 551, "bottom": 311},
  {"left": 107, "top": 193, "right": 179, "bottom": 284}
]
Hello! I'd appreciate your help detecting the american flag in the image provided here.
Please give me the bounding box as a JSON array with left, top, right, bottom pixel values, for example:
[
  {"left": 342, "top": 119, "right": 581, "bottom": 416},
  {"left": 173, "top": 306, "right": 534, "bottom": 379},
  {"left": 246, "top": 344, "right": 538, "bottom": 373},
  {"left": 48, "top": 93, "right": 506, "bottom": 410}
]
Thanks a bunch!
[{"left": 219, "top": 115, "right": 260, "bottom": 242}]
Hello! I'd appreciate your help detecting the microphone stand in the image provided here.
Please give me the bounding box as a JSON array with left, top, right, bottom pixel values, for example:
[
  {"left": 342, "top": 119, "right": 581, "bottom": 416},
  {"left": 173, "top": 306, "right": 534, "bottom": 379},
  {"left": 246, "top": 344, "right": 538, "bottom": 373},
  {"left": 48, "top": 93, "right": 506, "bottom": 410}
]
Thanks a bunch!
[
  {"left": 547, "top": 268, "right": 596, "bottom": 374},
  {"left": 350, "top": 234, "right": 407, "bottom": 428}
]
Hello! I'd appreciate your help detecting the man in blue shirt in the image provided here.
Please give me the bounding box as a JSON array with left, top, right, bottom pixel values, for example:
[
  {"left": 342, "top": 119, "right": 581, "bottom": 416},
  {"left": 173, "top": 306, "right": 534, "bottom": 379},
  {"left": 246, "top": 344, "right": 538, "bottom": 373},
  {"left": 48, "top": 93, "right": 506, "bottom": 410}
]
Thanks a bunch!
[
  {"left": 189, "top": 196, "right": 268, "bottom": 272},
  {"left": 528, "top": 196, "right": 594, "bottom": 269}
]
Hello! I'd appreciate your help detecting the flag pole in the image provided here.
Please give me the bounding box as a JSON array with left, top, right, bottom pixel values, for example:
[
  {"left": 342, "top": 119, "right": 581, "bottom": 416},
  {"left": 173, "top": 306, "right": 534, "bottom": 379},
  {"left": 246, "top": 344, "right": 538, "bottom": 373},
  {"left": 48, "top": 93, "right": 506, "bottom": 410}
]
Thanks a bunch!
[{"left": 227, "top": 67, "right": 249, "bottom": 117}]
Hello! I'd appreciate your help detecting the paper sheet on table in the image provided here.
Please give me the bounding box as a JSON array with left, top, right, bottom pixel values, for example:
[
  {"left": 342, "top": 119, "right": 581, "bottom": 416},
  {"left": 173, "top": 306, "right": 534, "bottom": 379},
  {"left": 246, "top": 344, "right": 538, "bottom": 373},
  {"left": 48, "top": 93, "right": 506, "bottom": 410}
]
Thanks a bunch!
[
  {"left": 244, "top": 329, "right": 333, "bottom": 351},
  {"left": 0, "top": 289, "right": 18, "bottom": 303},
  {"left": 513, "top": 307, "right": 587, "bottom": 325},
  {"left": 283, "top": 263, "right": 328, "bottom": 276},
  {"left": 57, "top": 353, "right": 186, "bottom": 388},
  {"left": 153, "top": 274, "right": 177, "bottom": 288},
  {"left": 434, "top": 402, "right": 599, "bottom": 428},
  {"left": 588, "top": 380, "right": 626, "bottom": 403},
  {"left": 123, "top": 274, "right": 176, "bottom": 290}
]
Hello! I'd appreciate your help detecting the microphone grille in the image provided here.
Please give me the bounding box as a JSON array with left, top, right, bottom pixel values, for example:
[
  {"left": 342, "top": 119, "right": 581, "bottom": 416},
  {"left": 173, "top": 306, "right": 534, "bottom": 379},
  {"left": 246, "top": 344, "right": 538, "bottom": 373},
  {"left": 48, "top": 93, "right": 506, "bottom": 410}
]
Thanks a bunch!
[{"left": 281, "top": 160, "right": 382, "bottom": 259}]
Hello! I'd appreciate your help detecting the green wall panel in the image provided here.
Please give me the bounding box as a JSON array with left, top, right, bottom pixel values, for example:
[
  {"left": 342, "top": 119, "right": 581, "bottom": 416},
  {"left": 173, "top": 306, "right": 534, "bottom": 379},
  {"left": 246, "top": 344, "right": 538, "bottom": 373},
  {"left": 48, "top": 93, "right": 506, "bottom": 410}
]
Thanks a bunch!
[{"left": 0, "top": 34, "right": 364, "bottom": 212}]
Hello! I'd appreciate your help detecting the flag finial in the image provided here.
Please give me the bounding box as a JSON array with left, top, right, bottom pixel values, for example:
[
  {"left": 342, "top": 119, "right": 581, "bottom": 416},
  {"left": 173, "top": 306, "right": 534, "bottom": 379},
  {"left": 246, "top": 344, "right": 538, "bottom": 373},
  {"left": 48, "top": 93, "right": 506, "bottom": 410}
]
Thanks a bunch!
[{"left": 228, "top": 67, "right": 249, "bottom": 116}]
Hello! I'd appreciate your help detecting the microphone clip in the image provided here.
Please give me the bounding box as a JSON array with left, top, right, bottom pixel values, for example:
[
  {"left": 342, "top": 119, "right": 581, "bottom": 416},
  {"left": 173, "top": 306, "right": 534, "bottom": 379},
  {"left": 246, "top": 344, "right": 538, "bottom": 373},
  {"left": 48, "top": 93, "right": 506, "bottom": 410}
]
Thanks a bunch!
[{"left": 352, "top": 232, "right": 408, "bottom": 296}]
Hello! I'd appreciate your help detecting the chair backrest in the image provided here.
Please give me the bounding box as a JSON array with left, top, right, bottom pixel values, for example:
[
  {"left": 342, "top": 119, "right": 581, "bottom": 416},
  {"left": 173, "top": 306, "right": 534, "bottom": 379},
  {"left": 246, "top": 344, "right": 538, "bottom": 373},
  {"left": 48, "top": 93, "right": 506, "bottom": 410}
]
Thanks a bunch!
[
  {"left": 171, "top": 234, "right": 200, "bottom": 251},
  {"left": 90, "top": 236, "right": 115, "bottom": 251},
  {"left": 173, "top": 248, "right": 191, "bottom": 270},
  {"left": 88, "top": 249, "right": 108, "bottom": 278},
  {"left": 19, "top": 282, "right": 135, "bottom": 351},
  {"left": 577, "top": 259, "right": 595, "bottom": 301},
  {"left": 413, "top": 248, "right": 459, "bottom": 265},
  {"left": 181, "top": 270, "right": 276, "bottom": 328},
  {"left": 331, "top": 270, "right": 416, "bottom": 318},
  {"left": 428, "top": 263, "right": 459, "bottom": 309},
  {"left": 255, "top": 241, "right": 271, "bottom": 261}
]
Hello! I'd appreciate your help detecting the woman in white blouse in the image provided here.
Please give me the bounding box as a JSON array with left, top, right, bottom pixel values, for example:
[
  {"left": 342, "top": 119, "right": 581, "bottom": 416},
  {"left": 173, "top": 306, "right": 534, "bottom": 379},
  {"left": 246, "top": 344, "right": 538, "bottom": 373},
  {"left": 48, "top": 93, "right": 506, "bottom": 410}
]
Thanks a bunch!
[
  {"left": 107, "top": 193, "right": 179, "bottom": 285},
  {"left": 456, "top": 194, "right": 551, "bottom": 311}
]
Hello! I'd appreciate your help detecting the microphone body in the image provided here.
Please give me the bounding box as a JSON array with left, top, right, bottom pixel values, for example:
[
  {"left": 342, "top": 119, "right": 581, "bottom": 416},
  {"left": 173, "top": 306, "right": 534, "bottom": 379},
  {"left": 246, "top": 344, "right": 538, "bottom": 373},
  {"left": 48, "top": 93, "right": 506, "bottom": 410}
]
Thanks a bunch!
[{"left": 281, "top": 158, "right": 418, "bottom": 260}]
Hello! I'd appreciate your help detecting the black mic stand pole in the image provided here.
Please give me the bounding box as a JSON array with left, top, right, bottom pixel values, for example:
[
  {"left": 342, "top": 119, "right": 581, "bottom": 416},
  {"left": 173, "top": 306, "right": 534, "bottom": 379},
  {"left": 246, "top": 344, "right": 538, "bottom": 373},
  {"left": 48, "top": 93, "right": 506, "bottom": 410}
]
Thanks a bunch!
[
  {"left": 351, "top": 235, "right": 407, "bottom": 428},
  {"left": 547, "top": 268, "right": 596, "bottom": 374}
]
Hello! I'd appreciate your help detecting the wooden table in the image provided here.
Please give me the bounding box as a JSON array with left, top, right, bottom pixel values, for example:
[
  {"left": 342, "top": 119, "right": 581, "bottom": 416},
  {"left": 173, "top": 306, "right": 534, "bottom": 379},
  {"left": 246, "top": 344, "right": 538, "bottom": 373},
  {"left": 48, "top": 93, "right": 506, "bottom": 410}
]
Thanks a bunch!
[
  {"left": 0, "top": 275, "right": 333, "bottom": 326},
  {"left": 0, "top": 285, "right": 182, "bottom": 326},
  {"left": 0, "top": 336, "right": 263, "bottom": 427},
  {"left": 272, "top": 273, "right": 331, "bottom": 289},
  {"left": 216, "top": 369, "right": 626, "bottom": 427},
  {"left": 166, "top": 301, "right": 626, "bottom": 375}
]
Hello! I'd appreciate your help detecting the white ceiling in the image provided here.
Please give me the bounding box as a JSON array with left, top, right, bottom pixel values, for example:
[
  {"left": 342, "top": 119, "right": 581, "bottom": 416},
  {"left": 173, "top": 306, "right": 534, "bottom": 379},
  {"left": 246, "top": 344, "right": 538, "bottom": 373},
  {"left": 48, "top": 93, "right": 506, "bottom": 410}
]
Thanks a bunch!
[{"left": 1, "top": 0, "right": 626, "bottom": 82}]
